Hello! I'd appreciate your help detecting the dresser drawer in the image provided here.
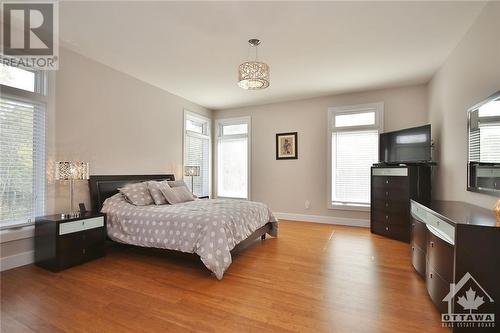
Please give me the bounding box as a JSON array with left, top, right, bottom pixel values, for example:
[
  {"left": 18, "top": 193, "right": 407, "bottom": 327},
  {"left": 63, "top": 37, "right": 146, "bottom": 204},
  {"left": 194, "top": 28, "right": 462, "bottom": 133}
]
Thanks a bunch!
[
  {"left": 372, "top": 198, "right": 409, "bottom": 215},
  {"left": 411, "top": 218, "right": 427, "bottom": 250},
  {"left": 372, "top": 176, "right": 408, "bottom": 190},
  {"left": 372, "top": 168, "right": 408, "bottom": 177},
  {"left": 372, "top": 209, "right": 410, "bottom": 226},
  {"left": 411, "top": 245, "right": 426, "bottom": 277},
  {"left": 426, "top": 265, "right": 449, "bottom": 314},
  {"left": 371, "top": 220, "right": 410, "bottom": 242},
  {"left": 411, "top": 202, "right": 455, "bottom": 244},
  {"left": 59, "top": 217, "right": 104, "bottom": 235},
  {"left": 427, "top": 229, "right": 454, "bottom": 282}
]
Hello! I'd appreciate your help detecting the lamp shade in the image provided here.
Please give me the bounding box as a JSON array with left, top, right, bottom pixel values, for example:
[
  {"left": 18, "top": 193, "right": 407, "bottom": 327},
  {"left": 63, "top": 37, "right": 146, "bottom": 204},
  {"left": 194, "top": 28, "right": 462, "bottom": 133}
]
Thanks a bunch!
[
  {"left": 55, "top": 161, "right": 89, "bottom": 180},
  {"left": 184, "top": 165, "right": 200, "bottom": 177}
]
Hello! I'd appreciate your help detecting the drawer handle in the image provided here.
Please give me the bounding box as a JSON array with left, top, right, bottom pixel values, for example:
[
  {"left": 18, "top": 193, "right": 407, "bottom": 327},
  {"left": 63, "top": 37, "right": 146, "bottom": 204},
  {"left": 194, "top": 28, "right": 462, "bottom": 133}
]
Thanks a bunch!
[
  {"left": 385, "top": 191, "right": 388, "bottom": 196},
  {"left": 430, "top": 273, "right": 433, "bottom": 279},
  {"left": 82, "top": 234, "right": 86, "bottom": 240},
  {"left": 385, "top": 215, "right": 389, "bottom": 220},
  {"left": 385, "top": 227, "right": 389, "bottom": 231},
  {"left": 386, "top": 180, "right": 389, "bottom": 184},
  {"left": 385, "top": 202, "right": 389, "bottom": 207},
  {"left": 430, "top": 241, "right": 434, "bottom": 248},
  {"left": 82, "top": 248, "right": 86, "bottom": 254}
]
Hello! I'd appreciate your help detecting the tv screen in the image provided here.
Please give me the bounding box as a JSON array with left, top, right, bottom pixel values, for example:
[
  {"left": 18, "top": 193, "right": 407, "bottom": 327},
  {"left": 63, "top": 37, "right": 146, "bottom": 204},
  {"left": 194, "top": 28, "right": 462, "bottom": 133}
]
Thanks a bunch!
[{"left": 379, "top": 125, "right": 431, "bottom": 164}]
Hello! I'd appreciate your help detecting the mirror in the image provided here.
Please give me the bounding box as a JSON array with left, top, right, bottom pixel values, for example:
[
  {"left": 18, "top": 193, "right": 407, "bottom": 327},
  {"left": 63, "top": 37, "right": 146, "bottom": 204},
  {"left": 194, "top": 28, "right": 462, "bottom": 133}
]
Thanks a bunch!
[{"left": 467, "top": 90, "right": 500, "bottom": 196}]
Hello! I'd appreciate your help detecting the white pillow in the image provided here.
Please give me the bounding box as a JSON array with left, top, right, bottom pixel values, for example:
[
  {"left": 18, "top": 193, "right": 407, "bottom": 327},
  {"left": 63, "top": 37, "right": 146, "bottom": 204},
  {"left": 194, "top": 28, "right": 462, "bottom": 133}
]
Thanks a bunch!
[
  {"left": 160, "top": 185, "right": 195, "bottom": 204},
  {"left": 119, "top": 182, "right": 154, "bottom": 206},
  {"left": 147, "top": 181, "right": 169, "bottom": 205}
]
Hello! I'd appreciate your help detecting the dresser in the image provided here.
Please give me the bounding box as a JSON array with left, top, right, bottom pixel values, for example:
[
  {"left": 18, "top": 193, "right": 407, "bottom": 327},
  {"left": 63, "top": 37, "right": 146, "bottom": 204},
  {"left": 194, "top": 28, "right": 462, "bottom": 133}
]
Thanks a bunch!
[
  {"left": 411, "top": 200, "right": 500, "bottom": 332},
  {"left": 35, "top": 212, "right": 106, "bottom": 271},
  {"left": 370, "top": 165, "right": 431, "bottom": 242}
]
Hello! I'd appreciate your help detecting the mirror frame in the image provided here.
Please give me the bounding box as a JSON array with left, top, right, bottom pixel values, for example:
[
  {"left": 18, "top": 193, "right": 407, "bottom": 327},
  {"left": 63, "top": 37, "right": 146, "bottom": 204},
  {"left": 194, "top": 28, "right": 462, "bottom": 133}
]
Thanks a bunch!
[{"left": 466, "top": 90, "right": 500, "bottom": 197}]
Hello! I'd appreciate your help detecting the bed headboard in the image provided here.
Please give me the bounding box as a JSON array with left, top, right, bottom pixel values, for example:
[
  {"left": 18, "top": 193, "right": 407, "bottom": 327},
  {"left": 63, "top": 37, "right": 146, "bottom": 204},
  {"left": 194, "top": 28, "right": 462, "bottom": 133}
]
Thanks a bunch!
[{"left": 89, "top": 174, "right": 175, "bottom": 212}]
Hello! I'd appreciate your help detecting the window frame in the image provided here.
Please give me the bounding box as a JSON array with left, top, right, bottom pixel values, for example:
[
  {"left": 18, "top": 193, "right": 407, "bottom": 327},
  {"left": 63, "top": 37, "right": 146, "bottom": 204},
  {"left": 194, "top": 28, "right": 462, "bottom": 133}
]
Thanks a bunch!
[
  {"left": 0, "top": 64, "right": 47, "bottom": 95},
  {"left": 327, "top": 102, "right": 384, "bottom": 211},
  {"left": 0, "top": 94, "right": 47, "bottom": 229},
  {"left": 214, "top": 116, "right": 251, "bottom": 200},
  {"left": 183, "top": 110, "right": 211, "bottom": 198}
]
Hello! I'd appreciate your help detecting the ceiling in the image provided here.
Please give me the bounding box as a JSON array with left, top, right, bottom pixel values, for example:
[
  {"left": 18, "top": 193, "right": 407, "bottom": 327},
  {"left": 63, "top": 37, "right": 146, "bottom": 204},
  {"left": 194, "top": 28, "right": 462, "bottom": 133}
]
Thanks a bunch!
[{"left": 59, "top": 1, "right": 485, "bottom": 110}]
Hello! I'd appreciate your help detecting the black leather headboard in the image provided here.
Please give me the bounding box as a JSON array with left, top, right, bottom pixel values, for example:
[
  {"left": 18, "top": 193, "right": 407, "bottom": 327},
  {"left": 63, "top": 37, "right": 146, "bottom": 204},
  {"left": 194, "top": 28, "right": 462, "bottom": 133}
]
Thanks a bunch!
[{"left": 89, "top": 174, "right": 175, "bottom": 212}]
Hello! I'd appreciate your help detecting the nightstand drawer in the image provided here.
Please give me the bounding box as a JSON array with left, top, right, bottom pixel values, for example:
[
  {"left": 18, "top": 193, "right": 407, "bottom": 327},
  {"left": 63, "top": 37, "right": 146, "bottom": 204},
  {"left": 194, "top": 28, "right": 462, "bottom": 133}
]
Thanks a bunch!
[{"left": 59, "top": 216, "right": 104, "bottom": 235}]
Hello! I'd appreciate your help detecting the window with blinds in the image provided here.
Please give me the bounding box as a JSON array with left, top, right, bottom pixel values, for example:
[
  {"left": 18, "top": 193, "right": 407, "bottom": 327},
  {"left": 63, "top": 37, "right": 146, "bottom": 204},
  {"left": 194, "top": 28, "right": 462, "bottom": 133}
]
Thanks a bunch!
[
  {"left": 0, "top": 96, "right": 46, "bottom": 227},
  {"left": 328, "top": 103, "right": 384, "bottom": 209},
  {"left": 216, "top": 117, "right": 250, "bottom": 199},
  {"left": 183, "top": 112, "right": 210, "bottom": 197}
]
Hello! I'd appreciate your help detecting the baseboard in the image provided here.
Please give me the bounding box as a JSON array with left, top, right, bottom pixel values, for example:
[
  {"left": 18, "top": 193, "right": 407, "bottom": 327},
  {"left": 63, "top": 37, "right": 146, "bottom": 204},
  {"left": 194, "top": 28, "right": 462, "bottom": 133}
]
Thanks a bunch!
[
  {"left": 0, "top": 250, "right": 35, "bottom": 272},
  {"left": 274, "top": 212, "right": 369, "bottom": 228}
]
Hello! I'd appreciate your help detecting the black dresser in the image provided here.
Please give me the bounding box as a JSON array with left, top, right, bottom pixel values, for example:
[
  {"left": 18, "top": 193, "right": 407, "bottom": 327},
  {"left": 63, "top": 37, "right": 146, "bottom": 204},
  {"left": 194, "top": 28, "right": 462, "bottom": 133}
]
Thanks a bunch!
[
  {"left": 35, "top": 212, "right": 106, "bottom": 272},
  {"left": 411, "top": 200, "right": 500, "bottom": 332},
  {"left": 370, "top": 164, "right": 431, "bottom": 242}
]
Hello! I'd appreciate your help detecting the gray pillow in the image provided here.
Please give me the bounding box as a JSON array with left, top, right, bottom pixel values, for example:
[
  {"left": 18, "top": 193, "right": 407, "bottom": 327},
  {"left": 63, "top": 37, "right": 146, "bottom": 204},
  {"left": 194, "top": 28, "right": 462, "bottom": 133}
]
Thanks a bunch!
[
  {"left": 147, "top": 180, "right": 169, "bottom": 205},
  {"left": 119, "top": 182, "right": 154, "bottom": 206},
  {"left": 160, "top": 184, "right": 195, "bottom": 204}
]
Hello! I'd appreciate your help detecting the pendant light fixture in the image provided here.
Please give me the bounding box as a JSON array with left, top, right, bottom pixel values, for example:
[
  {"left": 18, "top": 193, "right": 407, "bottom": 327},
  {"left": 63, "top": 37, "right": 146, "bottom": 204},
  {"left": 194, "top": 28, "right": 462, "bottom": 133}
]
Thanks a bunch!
[{"left": 238, "top": 39, "right": 270, "bottom": 90}]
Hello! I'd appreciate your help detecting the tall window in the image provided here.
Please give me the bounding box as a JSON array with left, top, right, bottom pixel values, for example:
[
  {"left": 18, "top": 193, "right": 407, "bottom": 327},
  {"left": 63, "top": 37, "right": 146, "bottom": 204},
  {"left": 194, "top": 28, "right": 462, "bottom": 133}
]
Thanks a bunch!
[
  {"left": 183, "top": 111, "right": 210, "bottom": 197},
  {"left": 328, "top": 103, "right": 384, "bottom": 209},
  {"left": 216, "top": 117, "right": 251, "bottom": 199},
  {"left": 0, "top": 65, "right": 46, "bottom": 228}
]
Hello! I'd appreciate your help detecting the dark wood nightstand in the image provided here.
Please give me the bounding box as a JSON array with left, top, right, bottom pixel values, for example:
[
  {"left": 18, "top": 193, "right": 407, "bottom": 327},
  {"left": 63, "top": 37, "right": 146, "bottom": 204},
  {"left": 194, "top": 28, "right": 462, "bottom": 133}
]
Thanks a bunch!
[{"left": 35, "top": 212, "right": 106, "bottom": 272}]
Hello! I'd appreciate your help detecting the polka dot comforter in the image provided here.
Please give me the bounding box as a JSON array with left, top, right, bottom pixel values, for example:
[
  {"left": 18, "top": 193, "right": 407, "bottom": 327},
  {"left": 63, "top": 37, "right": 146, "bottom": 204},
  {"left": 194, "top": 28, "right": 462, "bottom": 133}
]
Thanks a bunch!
[{"left": 101, "top": 193, "right": 278, "bottom": 279}]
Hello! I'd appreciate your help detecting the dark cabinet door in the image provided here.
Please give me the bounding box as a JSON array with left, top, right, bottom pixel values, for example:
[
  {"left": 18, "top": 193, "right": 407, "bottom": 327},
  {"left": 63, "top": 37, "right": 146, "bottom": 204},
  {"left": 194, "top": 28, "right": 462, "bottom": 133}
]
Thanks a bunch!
[
  {"left": 82, "top": 227, "right": 106, "bottom": 262},
  {"left": 58, "top": 232, "right": 84, "bottom": 270},
  {"left": 426, "top": 265, "right": 449, "bottom": 314},
  {"left": 427, "top": 231, "right": 454, "bottom": 283},
  {"left": 411, "top": 245, "right": 426, "bottom": 277},
  {"left": 411, "top": 218, "right": 427, "bottom": 251}
]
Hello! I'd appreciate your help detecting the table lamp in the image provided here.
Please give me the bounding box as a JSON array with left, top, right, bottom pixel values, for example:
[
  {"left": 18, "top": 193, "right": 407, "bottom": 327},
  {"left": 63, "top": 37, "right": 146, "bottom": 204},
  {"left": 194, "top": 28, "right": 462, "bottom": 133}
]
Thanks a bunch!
[
  {"left": 184, "top": 166, "right": 200, "bottom": 193},
  {"left": 55, "top": 161, "right": 89, "bottom": 217}
]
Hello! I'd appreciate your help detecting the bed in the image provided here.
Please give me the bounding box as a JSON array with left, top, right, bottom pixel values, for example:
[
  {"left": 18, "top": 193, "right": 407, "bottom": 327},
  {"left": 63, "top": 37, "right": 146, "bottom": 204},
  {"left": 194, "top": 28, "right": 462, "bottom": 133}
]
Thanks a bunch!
[{"left": 89, "top": 174, "right": 278, "bottom": 279}]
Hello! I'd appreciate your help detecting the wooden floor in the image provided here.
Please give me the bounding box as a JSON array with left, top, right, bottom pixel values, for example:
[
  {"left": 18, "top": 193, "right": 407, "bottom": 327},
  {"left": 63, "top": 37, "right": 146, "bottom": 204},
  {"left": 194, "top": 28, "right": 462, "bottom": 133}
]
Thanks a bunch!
[{"left": 1, "top": 221, "right": 447, "bottom": 333}]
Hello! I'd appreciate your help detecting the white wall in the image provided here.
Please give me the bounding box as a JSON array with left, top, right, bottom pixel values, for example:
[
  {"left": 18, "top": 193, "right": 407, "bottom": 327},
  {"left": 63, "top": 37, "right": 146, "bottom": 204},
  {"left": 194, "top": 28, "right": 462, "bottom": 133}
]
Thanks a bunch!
[
  {"left": 1, "top": 48, "right": 211, "bottom": 268},
  {"left": 54, "top": 48, "right": 212, "bottom": 212},
  {"left": 428, "top": 1, "right": 500, "bottom": 209},
  {"left": 214, "top": 84, "right": 428, "bottom": 222}
]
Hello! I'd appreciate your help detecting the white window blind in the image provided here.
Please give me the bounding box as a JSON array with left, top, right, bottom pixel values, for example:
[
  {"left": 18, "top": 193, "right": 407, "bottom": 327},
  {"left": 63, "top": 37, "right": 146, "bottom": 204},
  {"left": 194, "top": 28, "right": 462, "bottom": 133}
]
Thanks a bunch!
[
  {"left": 183, "top": 112, "right": 210, "bottom": 197},
  {"left": 0, "top": 96, "right": 46, "bottom": 227},
  {"left": 332, "top": 130, "right": 379, "bottom": 205},
  {"left": 216, "top": 117, "right": 250, "bottom": 199},
  {"left": 328, "top": 103, "right": 383, "bottom": 209}
]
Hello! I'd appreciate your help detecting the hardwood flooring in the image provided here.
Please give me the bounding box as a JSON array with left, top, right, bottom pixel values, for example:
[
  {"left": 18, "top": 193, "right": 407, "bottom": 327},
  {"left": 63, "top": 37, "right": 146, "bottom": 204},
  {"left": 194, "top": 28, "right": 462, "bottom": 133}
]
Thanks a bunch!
[{"left": 1, "top": 221, "right": 447, "bottom": 333}]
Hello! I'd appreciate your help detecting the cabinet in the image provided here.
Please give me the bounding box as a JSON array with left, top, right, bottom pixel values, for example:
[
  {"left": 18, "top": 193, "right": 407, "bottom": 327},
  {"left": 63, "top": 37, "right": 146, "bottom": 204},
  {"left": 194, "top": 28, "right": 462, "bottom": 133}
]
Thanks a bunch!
[
  {"left": 410, "top": 200, "right": 500, "bottom": 333},
  {"left": 370, "top": 165, "right": 431, "bottom": 242},
  {"left": 35, "top": 212, "right": 106, "bottom": 272}
]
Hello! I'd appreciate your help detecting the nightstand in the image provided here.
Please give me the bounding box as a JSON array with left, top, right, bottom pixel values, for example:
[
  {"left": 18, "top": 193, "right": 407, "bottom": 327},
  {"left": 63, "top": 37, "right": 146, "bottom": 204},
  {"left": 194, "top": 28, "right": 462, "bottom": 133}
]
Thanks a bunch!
[{"left": 35, "top": 212, "right": 106, "bottom": 272}]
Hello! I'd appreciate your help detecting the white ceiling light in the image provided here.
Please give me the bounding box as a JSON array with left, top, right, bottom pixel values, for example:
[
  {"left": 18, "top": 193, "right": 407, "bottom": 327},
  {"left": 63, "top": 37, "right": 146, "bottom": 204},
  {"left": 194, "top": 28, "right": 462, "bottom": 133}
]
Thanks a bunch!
[{"left": 238, "top": 39, "right": 270, "bottom": 90}]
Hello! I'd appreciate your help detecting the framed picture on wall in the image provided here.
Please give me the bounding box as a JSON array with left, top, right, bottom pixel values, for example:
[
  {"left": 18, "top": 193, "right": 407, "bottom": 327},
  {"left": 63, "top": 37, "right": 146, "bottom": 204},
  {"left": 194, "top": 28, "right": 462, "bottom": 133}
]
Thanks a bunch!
[{"left": 276, "top": 132, "right": 298, "bottom": 160}]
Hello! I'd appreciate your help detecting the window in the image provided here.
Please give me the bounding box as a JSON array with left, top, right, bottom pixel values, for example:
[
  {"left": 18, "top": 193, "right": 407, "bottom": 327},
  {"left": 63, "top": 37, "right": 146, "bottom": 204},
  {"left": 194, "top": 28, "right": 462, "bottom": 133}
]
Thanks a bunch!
[
  {"left": 0, "top": 96, "right": 46, "bottom": 228},
  {"left": 1, "top": 63, "right": 47, "bottom": 229},
  {"left": 0, "top": 64, "right": 46, "bottom": 94},
  {"left": 183, "top": 111, "right": 211, "bottom": 197},
  {"left": 328, "top": 103, "right": 384, "bottom": 210},
  {"left": 216, "top": 117, "right": 251, "bottom": 199}
]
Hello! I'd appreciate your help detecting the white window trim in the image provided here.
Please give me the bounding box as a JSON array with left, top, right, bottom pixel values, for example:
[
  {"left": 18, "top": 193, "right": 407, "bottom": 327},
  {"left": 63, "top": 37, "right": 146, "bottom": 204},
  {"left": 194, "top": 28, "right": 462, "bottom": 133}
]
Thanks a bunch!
[
  {"left": 214, "top": 116, "right": 251, "bottom": 200},
  {"left": 327, "top": 102, "right": 384, "bottom": 211},
  {"left": 183, "top": 110, "right": 211, "bottom": 197}
]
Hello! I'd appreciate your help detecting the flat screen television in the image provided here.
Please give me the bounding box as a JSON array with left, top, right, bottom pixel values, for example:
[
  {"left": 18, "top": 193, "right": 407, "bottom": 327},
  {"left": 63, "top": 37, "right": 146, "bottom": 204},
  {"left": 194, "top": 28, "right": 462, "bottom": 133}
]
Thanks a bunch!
[{"left": 379, "top": 125, "right": 432, "bottom": 164}]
